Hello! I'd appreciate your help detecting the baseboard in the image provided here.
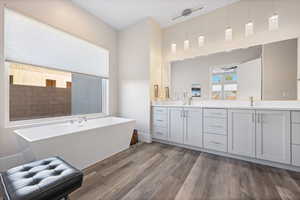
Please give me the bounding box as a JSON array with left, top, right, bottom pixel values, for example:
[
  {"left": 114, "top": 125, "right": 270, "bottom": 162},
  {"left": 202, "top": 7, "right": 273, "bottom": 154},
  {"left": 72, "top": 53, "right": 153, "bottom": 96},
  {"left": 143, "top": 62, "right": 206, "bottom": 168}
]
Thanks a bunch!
[{"left": 153, "top": 138, "right": 300, "bottom": 172}]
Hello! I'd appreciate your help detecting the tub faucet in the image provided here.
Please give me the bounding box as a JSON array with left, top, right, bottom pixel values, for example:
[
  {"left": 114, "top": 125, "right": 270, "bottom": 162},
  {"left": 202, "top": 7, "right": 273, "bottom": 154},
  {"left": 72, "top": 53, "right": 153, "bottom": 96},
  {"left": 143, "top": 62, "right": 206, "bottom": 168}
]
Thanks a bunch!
[{"left": 78, "top": 117, "right": 88, "bottom": 124}]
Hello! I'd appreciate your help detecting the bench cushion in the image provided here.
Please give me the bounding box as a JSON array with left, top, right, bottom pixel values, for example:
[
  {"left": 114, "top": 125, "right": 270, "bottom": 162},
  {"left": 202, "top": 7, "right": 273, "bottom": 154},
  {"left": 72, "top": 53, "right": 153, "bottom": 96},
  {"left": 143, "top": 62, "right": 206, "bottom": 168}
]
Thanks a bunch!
[{"left": 0, "top": 157, "right": 83, "bottom": 200}]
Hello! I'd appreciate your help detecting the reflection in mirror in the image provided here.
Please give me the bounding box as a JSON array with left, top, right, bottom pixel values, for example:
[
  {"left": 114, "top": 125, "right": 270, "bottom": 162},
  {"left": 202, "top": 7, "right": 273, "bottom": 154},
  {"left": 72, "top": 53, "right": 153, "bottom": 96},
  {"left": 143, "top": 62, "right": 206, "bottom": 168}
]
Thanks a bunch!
[
  {"left": 170, "top": 38, "right": 298, "bottom": 101},
  {"left": 9, "top": 62, "right": 105, "bottom": 121},
  {"left": 171, "top": 45, "right": 262, "bottom": 101}
]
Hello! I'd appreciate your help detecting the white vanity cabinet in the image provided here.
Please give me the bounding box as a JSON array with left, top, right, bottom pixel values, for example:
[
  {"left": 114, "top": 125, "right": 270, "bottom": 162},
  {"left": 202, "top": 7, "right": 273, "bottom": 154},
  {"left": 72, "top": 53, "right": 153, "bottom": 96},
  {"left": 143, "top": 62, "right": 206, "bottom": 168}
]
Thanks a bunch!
[
  {"left": 152, "top": 107, "right": 169, "bottom": 140},
  {"left": 203, "top": 109, "right": 228, "bottom": 152},
  {"left": 291, "top": 112, "right": 300, "bottom": 166},
  {"left": 168, "top": 107, "right": 203, "bottom": 147},
  {"left": 184, "top": 108, "right": 203, "bottom": 148},
  {"left": 169, "top": 108, "right": 185, "bottom": 144},
  {"left": 228, "top": 110, "right": 256, "bottom": 158},
  {"left": 256, "top": 110, "right": 291, "bottom": 164}
]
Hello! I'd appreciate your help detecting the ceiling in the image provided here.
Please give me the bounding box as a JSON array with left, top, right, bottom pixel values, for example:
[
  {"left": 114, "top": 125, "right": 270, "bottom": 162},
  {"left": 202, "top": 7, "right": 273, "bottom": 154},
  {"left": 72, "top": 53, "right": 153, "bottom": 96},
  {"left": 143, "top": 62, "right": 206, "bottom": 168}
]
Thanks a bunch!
[{"left": 72, "top": 0, "right": 240, "bottom": 30}]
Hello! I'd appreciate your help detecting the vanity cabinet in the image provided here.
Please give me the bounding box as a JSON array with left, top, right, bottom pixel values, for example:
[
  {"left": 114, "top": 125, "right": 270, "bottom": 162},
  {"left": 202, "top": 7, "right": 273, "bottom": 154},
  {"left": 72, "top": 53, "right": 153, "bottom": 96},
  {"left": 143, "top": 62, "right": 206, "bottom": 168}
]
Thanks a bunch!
[
  {"left": 203, "top": 109, "right": 228, "bottom": 153},
  {"left": 169, "top": 108, "right": 184, "bottom": 144},
  {"left": 152, "top": 107, "right": 169, "bottom": 140},
  {"left": 228, "top": 110, "right": 256, "bottom": 158},
  {"left": 184, "top": 108, "right": 203, "bottom": 148},
  {"left": 291, "top": 112, "right": 300, "bottom": 166},
  {"left": 152, "top": 106, "right": 296, "bottom": 170},
  {"left": 169, "top": 107, "right": 203, "bottom": 147},
  {"left": 256, "top": 110, "right": 291, "bottom": 164}
]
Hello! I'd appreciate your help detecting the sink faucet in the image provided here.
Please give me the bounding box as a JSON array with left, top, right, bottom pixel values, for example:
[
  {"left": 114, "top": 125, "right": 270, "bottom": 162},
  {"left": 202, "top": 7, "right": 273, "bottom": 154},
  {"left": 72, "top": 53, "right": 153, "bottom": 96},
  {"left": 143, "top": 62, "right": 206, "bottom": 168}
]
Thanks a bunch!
[{"left": 249, "top": 96, "right": 254, "bottom": 107}]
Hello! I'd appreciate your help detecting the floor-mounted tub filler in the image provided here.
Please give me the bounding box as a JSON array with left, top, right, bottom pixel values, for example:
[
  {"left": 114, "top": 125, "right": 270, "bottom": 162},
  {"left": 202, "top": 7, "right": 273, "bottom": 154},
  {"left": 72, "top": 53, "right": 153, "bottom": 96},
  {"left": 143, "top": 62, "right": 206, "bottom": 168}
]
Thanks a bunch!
[{"left": 15, "top": 117, "right": 136, "bottom": 170}]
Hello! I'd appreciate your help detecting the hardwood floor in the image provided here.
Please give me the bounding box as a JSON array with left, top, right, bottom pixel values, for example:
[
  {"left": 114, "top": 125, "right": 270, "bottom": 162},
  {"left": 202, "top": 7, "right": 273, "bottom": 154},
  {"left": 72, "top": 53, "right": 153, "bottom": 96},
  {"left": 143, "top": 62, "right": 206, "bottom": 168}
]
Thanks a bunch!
[{"left": 70, "top": 142, "right": 300, "bottom": 200}]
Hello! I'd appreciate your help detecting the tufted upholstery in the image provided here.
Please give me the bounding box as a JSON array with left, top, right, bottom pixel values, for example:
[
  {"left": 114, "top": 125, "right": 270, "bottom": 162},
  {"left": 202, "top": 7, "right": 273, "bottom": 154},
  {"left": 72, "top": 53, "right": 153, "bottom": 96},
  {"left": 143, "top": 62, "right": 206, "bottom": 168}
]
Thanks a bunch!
[{"left": 0, "top": 157, "right": 83, "bottom": 200}]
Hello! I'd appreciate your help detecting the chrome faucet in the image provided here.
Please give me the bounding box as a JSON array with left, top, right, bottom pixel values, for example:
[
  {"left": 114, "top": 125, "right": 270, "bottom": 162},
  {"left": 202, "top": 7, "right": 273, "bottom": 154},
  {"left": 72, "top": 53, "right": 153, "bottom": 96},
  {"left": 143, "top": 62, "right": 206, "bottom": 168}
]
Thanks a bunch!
[
  {"left": 77, "top": 117, "right": 88, "bottom": 124},
  {"left": 249, "top": 96, "right": 254, "bottom": 107}
]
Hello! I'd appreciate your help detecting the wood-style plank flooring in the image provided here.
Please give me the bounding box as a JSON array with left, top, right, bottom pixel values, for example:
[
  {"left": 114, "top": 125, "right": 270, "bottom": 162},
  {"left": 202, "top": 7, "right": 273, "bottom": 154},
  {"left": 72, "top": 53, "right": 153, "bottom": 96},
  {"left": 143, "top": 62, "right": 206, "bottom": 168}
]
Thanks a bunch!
[
  {"left": 69, "top": 142, "right": 300, "bottom": 200},
  {"left": 1, "top": 142, "right": 298, "bottom": 200}
]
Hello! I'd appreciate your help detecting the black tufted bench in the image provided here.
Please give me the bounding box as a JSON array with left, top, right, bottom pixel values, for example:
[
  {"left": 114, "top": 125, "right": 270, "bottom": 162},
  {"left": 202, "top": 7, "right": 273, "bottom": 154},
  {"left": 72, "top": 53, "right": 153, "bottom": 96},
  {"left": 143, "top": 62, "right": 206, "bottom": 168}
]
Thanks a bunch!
[{"left": 0, "top": 157, "right": 83, "bottom": 200}]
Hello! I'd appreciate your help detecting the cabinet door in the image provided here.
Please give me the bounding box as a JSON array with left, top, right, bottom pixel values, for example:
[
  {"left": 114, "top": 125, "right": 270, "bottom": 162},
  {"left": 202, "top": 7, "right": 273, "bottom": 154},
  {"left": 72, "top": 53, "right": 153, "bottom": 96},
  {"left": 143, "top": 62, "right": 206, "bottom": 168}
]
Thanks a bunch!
[
  {"left": 228, "top": 110, "right": 256, "bottom": 158},
  {"left": 169, "top": 108, "right": 184, "bottom": 144},
  {"left": 184, "top": 108, "right": 203, "bottom": 148},
  {"left": 256, "top": 110, "right": 291, "bottom": 164}
]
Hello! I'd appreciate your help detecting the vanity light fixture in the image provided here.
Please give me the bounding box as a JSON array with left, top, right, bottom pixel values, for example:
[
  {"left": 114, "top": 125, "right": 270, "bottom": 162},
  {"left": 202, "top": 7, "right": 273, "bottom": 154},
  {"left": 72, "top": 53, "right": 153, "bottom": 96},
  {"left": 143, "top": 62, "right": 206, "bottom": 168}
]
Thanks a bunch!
[
  {"left": 245, "top": 21, "right": 254, "bottom": 37},
  {"left": 171, "top": 43, "right": 177, "bottom": 53},
  {"left": 225, "top": 27, "right": 233, "bottom": 41},
  {"left": 198, "top": 35, "right": 205, "bottom": 47},
  {"left": 184, "top": 40, "right": 190, "bottom": 51},
  {"left": 269, "top": 13, "right": 279, "bottom": 31}
]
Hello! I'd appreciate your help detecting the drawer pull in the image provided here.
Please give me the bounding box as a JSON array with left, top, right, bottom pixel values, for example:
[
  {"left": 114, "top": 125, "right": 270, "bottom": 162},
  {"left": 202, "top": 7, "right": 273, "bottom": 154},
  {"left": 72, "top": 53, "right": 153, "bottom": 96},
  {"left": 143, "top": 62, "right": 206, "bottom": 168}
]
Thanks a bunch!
[
  {"left": 156, "top": 120, "right": 164, "bottom": 122},
  {"left": 155, "top": 132, "right": 164, "bottom": 135},
  {"left": 209, "top": 125, "right": 224, "bottom": 128},
  {"left": 210, "top": 141, "right": 222, "bottom": 145}
]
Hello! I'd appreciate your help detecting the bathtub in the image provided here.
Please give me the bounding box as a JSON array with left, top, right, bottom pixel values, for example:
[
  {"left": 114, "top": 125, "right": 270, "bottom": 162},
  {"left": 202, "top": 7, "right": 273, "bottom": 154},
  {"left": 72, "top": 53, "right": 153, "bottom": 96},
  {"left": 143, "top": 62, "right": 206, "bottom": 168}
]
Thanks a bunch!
[{"left": 15, "top": 117, "right": 135, "bottom": 169}]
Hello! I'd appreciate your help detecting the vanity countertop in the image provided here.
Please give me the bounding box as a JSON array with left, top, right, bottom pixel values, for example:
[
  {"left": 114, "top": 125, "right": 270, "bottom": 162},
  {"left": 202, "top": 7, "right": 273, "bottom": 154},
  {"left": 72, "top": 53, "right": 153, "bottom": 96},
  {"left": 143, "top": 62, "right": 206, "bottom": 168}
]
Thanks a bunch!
[{"left": 152, "top": 104, "right": 300, "bottom": 111}]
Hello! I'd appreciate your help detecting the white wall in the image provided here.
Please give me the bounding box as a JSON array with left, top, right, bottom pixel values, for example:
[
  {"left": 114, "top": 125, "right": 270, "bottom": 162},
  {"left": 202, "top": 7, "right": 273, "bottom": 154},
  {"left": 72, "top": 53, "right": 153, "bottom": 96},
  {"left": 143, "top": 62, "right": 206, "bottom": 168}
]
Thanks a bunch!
[
  {"left": 118, "top": 18, "right": 162, "bottom": 143},
  {"left": 0, "top": 0, "right": 118, "bottom": 170},
  {"left": 162, "top": 0, "right": 300, "bottom": 88}
]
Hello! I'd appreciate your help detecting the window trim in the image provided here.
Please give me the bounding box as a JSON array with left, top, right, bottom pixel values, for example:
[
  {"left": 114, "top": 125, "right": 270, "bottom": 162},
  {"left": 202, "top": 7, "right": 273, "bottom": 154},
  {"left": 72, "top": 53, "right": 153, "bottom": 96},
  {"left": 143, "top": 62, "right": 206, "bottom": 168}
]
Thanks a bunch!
[{"left": 4, "top": 62, "right": 109, "bottom": 129}]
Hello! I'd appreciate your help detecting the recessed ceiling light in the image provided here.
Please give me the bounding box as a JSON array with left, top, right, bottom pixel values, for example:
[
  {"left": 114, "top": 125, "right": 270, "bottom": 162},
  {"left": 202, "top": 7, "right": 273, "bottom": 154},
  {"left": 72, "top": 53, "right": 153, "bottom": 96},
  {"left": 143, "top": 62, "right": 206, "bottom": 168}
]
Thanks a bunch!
[
  {"left": 269, "top": 14, "right": 279, "bottom": 31},
  {"left": 171, "top": 43, "right": 177, "bottom": 53},
  {"left": 245, "top": 21, "right": 254, "bottom": 37},
  {"left": 198, "top": 36, "right": 205, "bottom": 47},
  {"left": 225, "top": 27, "right": 233, "bottom": 41},
  {"left": 184, "top": 40, "right": 190, "bottom": 50}
]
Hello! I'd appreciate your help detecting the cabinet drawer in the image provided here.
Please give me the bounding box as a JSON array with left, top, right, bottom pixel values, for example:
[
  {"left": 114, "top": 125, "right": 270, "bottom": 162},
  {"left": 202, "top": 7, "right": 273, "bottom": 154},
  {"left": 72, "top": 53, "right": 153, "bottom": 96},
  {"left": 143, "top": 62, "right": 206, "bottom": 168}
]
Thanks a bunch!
[
  {"left": 152, "top": 127, "right": 168, "bottom": 140},
  {"left": 204, "top": 118, "right": 227, "bottom": 135},
  {"left": 292, "top": 124, "right": 300, "bottom": 145},
  {"left": 152, "top": 114, "right": 168, "bottom": 128},
  {"left": 152, "top": 107, "right": 168, "bottom": 115},
  {"left": 204, "top": 109, "right": 227, "bottom": 118},
  {"left": 292, "top": 145, "right": 300, "bottom": 166},
  {"left": 204, "top": 134, "right": 227, "bottom": 152}
]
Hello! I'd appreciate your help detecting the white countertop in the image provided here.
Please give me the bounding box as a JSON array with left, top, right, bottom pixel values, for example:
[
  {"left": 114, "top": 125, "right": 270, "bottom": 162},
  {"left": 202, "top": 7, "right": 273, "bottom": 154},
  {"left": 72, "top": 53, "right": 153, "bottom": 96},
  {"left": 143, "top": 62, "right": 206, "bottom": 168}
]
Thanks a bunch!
[{"left": 152, "top": 101, "right": 300, "bottom": 111}]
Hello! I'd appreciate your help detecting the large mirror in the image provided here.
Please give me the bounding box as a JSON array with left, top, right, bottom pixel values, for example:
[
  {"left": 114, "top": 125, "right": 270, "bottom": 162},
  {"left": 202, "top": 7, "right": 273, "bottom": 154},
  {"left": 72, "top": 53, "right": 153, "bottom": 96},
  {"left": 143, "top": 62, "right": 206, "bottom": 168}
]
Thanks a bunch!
[{"left": 170, "top": 38, "right": 298, "bottom": 101}]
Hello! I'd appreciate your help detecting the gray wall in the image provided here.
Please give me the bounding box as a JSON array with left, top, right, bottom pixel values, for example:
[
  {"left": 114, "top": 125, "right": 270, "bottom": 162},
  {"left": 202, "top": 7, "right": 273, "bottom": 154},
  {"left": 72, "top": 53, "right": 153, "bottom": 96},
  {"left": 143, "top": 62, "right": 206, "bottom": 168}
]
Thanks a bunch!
[
  {"left": 263, "top": 39, "right": 298, "bottom": 100},
  {"left": 72, "top": 73, "right": 102, "bottom": 115},
  {"left": 171, "top": 46, "right": 262, "bottom": 99}
]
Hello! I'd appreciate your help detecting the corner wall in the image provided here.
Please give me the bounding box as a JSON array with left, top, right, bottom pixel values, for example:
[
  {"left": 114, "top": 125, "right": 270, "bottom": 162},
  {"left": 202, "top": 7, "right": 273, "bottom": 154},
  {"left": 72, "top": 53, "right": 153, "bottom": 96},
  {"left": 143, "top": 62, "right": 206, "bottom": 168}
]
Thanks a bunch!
[{"left": 118, "top": 18, "right": 162, "bottom": 143}]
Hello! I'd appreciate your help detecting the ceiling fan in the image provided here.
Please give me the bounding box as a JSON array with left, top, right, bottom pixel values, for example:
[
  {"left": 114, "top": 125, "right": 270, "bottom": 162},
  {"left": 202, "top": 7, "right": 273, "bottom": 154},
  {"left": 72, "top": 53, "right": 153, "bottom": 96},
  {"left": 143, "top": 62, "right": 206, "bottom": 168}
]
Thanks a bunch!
[{"left": 172, "top": 7, "right": 204, "bottom": 21}]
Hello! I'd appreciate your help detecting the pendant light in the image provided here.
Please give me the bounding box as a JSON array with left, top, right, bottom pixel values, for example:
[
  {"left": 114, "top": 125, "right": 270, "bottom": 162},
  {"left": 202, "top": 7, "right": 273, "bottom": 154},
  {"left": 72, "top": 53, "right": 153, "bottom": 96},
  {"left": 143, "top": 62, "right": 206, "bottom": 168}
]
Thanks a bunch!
[
  {"left": 245, "top": 1, "right": 254, "bottom": 37},
  {"left": 269, "top": 0, "right": 279, "bottom": 31}
]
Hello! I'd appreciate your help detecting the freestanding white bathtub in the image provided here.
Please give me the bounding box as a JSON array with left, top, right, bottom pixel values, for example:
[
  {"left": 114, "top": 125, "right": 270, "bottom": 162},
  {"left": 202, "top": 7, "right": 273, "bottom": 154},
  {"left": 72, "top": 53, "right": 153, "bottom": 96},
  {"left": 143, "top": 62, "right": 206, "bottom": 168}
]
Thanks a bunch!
[{"left": 15, "top": 117, "right": 135, "bottom": 169}]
